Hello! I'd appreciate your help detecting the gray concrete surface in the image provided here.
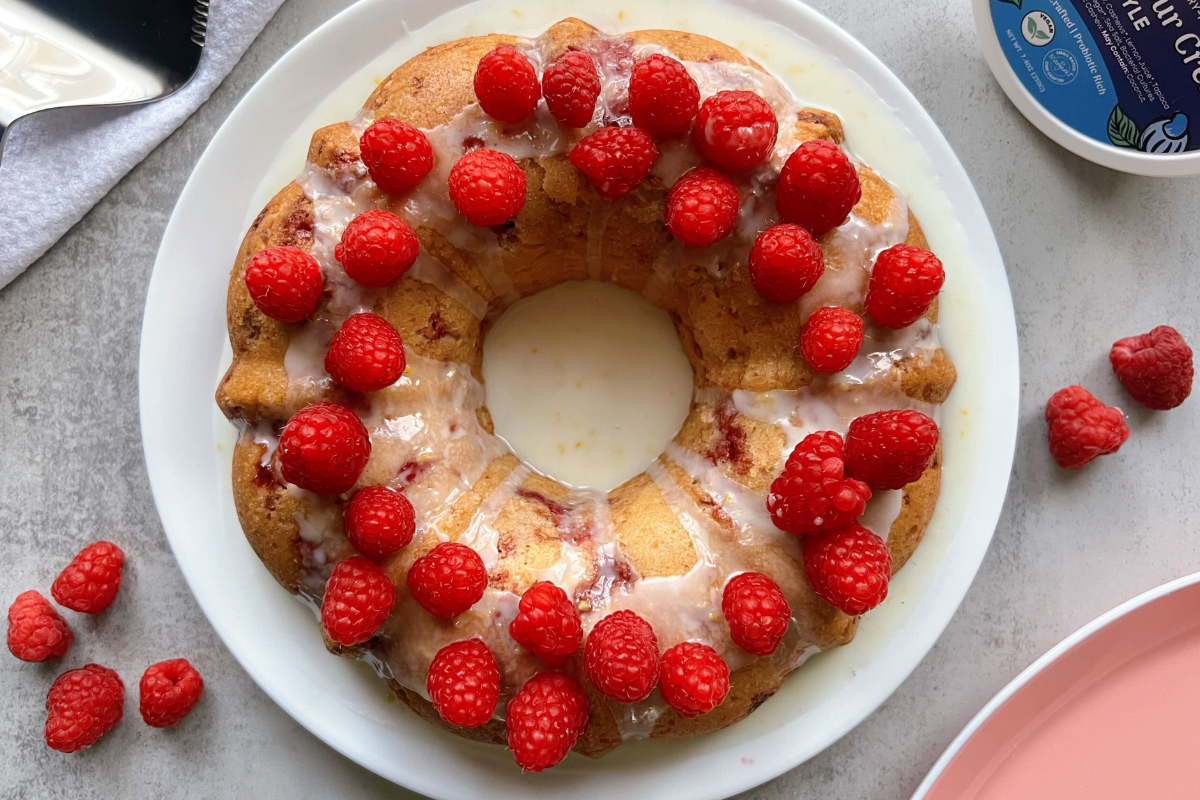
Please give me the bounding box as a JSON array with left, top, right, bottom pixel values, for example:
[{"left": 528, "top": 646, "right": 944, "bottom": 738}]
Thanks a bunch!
[{"left": 3, "top": 0, "right": 1200, "bottom": 797}]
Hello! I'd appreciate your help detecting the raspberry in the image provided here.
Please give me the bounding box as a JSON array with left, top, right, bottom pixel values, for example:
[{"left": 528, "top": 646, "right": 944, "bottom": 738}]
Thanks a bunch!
[
  {"left": 864, "top": 244, "right": 946, "bottom": 329},
  {"left": 628, "top": 54, "right": 699, "bottom": 137},
  {"left": 799, "top": 307, "right": 864, "bottom": 374},
  {"left": 665, "top": 167, "right": 740, "bottom": 247},
  {"left": 693, "top": 90, "right": 779, "bottom": 173},
  {"left": 344, "top": 486, "right": 415, "bottom": 559},
  {"left": 776, "top": 139, "right": 861, "bottom": 235},
  {"left": 569, "top": 126, "right": 659, "bottom": 201},
  {"left": 407, "top": 542, "right": 487, "bottom": 618},
  {"left": 802, "top": 523, "right": 891, "bottom": 615},
  {"left": 427, "top": 638, "right": 500, "bottom": 728},
  {"left": 324, "top": 313, "right": 406, "bottom": 393},
  {"left": 7, "top": 591, "right": 71, "bottom": 662},
  {"left": 748, "top": 223, "right": 825, "bottom": 303},
  {"left": 659, "top": 641, "right": 730, "bottom": 718},
  {"left": 583, "top": 609, "right": 660, "bottom": 703},
  {"left": 1045, "top": 386, "right": 1130, "bottom": 469},
  {"left": 139, "top": 659, "right": 204, "bottom": 728},
  {"left": 333, "top": 209, "right": 420, "bottom": 288},
  {"left": 474, "top": 45, "right": 540, "bottom": 124},
  {"left": 242, "top": 246, "right": 323, "bottom": 323},
  {"left": 721, "top": 572, "right": 790, "bottom": 657},
  {"left": 359, "top": 118, "right": 434, "bottom": 194},
  {"left": 448, "top": 148, "right": 527, "bottom": 227},
  {"left": 505, "top": 671, "right": 589, "bottom": 771},
  {"left": 844, "top": 409, "right": 939, "bottom": 490},
  {"left": 767, "top": 431, "right": 871, "bottom": 536},
  {"left": 44, "top": 664, "right": 124, "bottom": 753},
  {"left": 542, "top": 50, "right": 600, "bottom": 127},
  {"left": 1110, "top": 325, "right": 1194, "bottom": 410},
  {"left": 320, "top": 556, "right": 396, "bottom": 646},
  {"left": 51, "top": 540, "right": 125, "bottom": 615},
  {"left": 509, "top": 582, "right": 583, "bottom": 664},
  {"left": 278, "top": 403, "right": 372, "bottom": 495}
]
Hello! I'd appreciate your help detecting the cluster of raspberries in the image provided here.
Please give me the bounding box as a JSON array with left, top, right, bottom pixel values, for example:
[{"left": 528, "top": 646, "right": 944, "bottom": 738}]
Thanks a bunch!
[{"left": 7, "top": 542, "right": 203, "bottom": 752}]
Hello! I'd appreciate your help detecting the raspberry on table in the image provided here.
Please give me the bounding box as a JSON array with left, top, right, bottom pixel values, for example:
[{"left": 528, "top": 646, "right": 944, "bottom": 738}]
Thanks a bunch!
[
  {"left": 474, "top": 45, "right": 541, "bottom": 124},
  {"left": 242, "top": 246, "right": 323, "bottom": 323},
  {"left": 344, "top": 485, "right": 416, "bottom": 560},
  {"left": 139, "top": 659, "right": 204, "bottom": 728},
  {"left": 542, "top": 50, "right": 600, "bottom": 128},
  {"left": 569, "top": 125, "right": 659, "bottom": 201},
  {"left": 776, "top": 139, "right": 861, "bottom": 235},
  {"left": 802, "top": 523, "right": 892, "bottom": 616},
  {"left": 749, "top": 223, "right": 825, "bottom": 303},
  {"left": 1045, "top": 385, "right": 1130, "bottom": 469},
  {"left": 324, "top": 313, "right": 406, "bottom": 393},
  {"left": 844, "top": 409, "right": 940, "bottom": 490},
  {"left": 767, "top": 431, "right": 871, "bottom": 536},
  {"left": 44, "top": 664, "right": 124, "bottom": 753},
  {"left": 407, "top": 542, "right": 487, "bottom": 618},
  {"left": 665, "top": 167, "right": 740, "bottom": 247},
  {"left": 864, "top": 244, "right": 945, "bottom": 330},
  {"left": 320, "top": 556, "right": 396, "bottom": 646},
  {"left": 659, "top": 641, "right": 730, "bottom": 718},
  {"left": 628, "top": 54, "right": 700, "bottom": 137},
  {"left": 333, "top": 209, "right": 420, "bottom": 288},
  {"left": 692, "top": 90, "right": 779, "bottom": 173},
  {"left": 448, "top": 148, "right": 527, "bottom": 227},
  {"left": 1110, "top": 325, "right": 1194, "bottom": 410},
  {"left": 427, "top": 638, "right": 500, "bottom": 728},
  {"left": 583, "top": 609, "right": 660, "bottom": 703},
  {"left": 51, "top": 540, "right": 125, "bottom": 615},
  {"left": 505, "top": 671, "right": 589, "bottom": 771},
  {"left": 278, "top": 402, "right": 372, "bottom": 495},
  {"left": 7, "top": 591, "right": 71, "bottom": 662},
  {"left": 359, "top": 118, "right": 434, "bottom": 194},
  {"left": 722, "top": 572, "right": 790, "bottom": 657},
  {"left": 799, "top": 307, "right": 864, "bottom": 374},
  {"left": 509, "top": 581, "right": 583, "bottom": 664}
]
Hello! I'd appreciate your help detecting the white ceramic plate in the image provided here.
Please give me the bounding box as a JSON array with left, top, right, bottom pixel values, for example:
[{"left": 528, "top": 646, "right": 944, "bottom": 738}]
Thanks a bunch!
[{"left": 139, "top": 1, "right": 1018, "bottom": 798}]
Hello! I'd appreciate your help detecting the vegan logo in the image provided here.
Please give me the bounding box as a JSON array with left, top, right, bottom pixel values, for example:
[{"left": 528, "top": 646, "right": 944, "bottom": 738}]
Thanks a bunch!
[
  {"left": 1021, "top": 11, "right": 1054, "bottom": 46},
  {"left": 1108, "top": 106, "right": 1190, "bottom": 153}
]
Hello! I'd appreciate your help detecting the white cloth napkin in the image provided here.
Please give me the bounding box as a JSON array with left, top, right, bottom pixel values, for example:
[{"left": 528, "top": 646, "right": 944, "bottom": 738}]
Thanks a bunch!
[{"left": 0, "top": 0, "right": 286, "bottom": 288}]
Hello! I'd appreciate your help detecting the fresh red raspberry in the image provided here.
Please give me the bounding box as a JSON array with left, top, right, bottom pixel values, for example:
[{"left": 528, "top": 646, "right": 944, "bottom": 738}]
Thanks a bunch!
[
  {"left": 1110, "top": 325, "right": 1194, "bottom": 410},
  {"left": 333, "top": 209, "right": 419, "bottom": 288},
  {"left": 802, "top": 523, "right": 891, "bottom": 615},
  {"left": 7, "top": 591, "right": 71, "bottom": 662},
  {"left": 448, "top": 149, "right": 527, "bottom": 227},
  {"left": 324, "top": 313, "right": 406, "bottom": 393},
  {"left": 844, "top": 409, "right": 940, "bottom": 490},
  {"left": 665, "top": 167, "right": 740, "bottom": 247},
  {"left": 278, "top": 403, "right": 372, "bottom": 495},
  {"left": 505, "top": 671, "right": 589, "bottom": 771},
  {"left": 509, "top": 581, "right": 583, "bottom": 664},
  {"left": 776, "top": 139, "right": 861, "bottom": 235},
  {"left": 721, "top": 572, "right": 790, "bottom": 657},
  {"left": 542, "top": 50, "right": 600, "bottom": 127},
  {"left": 139, "top": 659, "right": 204, "bottom": 728},
  {"left": 344, "top": 486, "right": 415, "bottom": 559},
  {"left": 659, "top": 641, "right": 730, "bottom": 718},
  {"left": 242, "top": 246, "right": 323, "bottom": 323},
  {"left": 1045, "top": 386, "right": 1130, "bottom": 469},
  {"left": 569, "top": 126, "right": 659, "bottom": 201},
  {"left": 800, "top": 307, "right": 864, "bottom": 374},
  {"left": 583, "top": 609, "right": 660, "bottom": 702},
  {"left": 51, "top": 540, "right": 125, "bottom": 615},
  {"left": 767, "top": 431, "right": 871, "bottom": 536},
  {"left": 359, "top": 118, "right": 433, "bottom": 194},
  {"left": 692, "top": 90, "right": 779, "bottom": 173},
  {"left": 628, "top": 54, "right": 700, "bottom": 137},
  {"left": 407, "top": 542, "right": 487, "bottom": 618},
  {"left": 748, "top": 223, "right": 825, "bottom": 303},
  {"left": 426, "top": 638, "right": 499, "bottom": 728},
  {"left": 864, "top": 244, "right": 945, "bottom": 329},
  {"left": 474, "top": 45, "right": 540, "bottom": 124},
  {"left": 44, "top": 664, "right": 124, "bottom": 753},
  {"left": 320, "top": 556, "right": 396, "bottom": 646}
]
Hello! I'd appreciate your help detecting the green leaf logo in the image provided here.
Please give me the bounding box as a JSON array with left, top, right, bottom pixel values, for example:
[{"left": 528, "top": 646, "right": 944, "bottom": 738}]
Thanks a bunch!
[
  {"left": 1027, "top": 18, "right": 1037, "bottom": 35},
  {"left": 1034, "top": 29, "right": 1049, "bottom": 39},
  {"left": 1107, "top": 105, "right": 1142, "bottom": 149},
  {"left": 998, "top": 0, "right": 1022, "bottom": 7}
]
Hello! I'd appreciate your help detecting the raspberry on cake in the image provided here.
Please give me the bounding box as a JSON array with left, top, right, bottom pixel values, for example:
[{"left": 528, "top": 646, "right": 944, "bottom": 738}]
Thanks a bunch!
[
  {"left": 660, "top": 642, "right": 731, "bottom": 718},
  {"left": 748, "top": 223, "right": 825, "bottom": 303},
  {"left": 800, "top": 307, "right": 864, "bottom": 374},
  {"left": 569, "top": 125, "right": 658, "bottom": 201},
  {"left": 448, "top": 148, "right": 527, "bottom": 226},
  {"left": 767, "top": 431, "right": 872, "bottom": 536},
  {"left": 845, "top": 409, "right": 940, "bottom": 490},
  {"left": 427, "top": 638, "right": 500, "bottom": 728},
  {"left": 542, "top": 50, "right": 601, "bottom": 128},
  {"left": 344, "top": 486, "right": 416, "bottom": 559},
  {"left": 321, "top": 556, "right": 396, "bottom": 646},
  {"left": 583, "top": 609, "right": 660, "bottom": 703},
  {"left": 776, "top": 139, "right": 861, "bottom": 235},
  {"left": 803, "top": 524, "right": 892, "bottom": 616},
  {"left": 277, "top": 403, "right": 371, "bottom": 495},
  {"left": 722, "top": 572, "right": 790, "bottom": 657},
  {"left": 324, "top": 312, "right": 406, "bottom": 393},
  {"left": 693, "top": 90, "right": 779, "bottom": 173},
  {"left": 665, "top": 167, "right": 740, "bottom": 247},
  {"left": 473, "top": 45, "right": 541, "bottom": 124},
  {"left": 334, "top": 210, "right": 420, "bottom": 288},
  {"left": 407, "top": 542, "right": 487, "bottom": 619},
  {"left": 509, "top": 581, "right": 583, "bottom": 664},
  {"left": 505, "top": 671, "right": 589, "bottom": 771},
  {"left": 864, "top": 244, "right": 946, "bottom": 330},
  {"left": 628, "top": 53, "right": 700, "bottom": 137},
  {"left": 242, "top": 246, "right": 323, "bottom": 323},
  {"left": 359, "top": 118, "right": 433, "bottom": 194}
]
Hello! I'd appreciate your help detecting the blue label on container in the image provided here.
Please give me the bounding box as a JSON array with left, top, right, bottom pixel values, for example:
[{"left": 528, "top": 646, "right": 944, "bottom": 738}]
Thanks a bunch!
[{"left": 990, "top": 0, "right": 1199, "bottom": 153}]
